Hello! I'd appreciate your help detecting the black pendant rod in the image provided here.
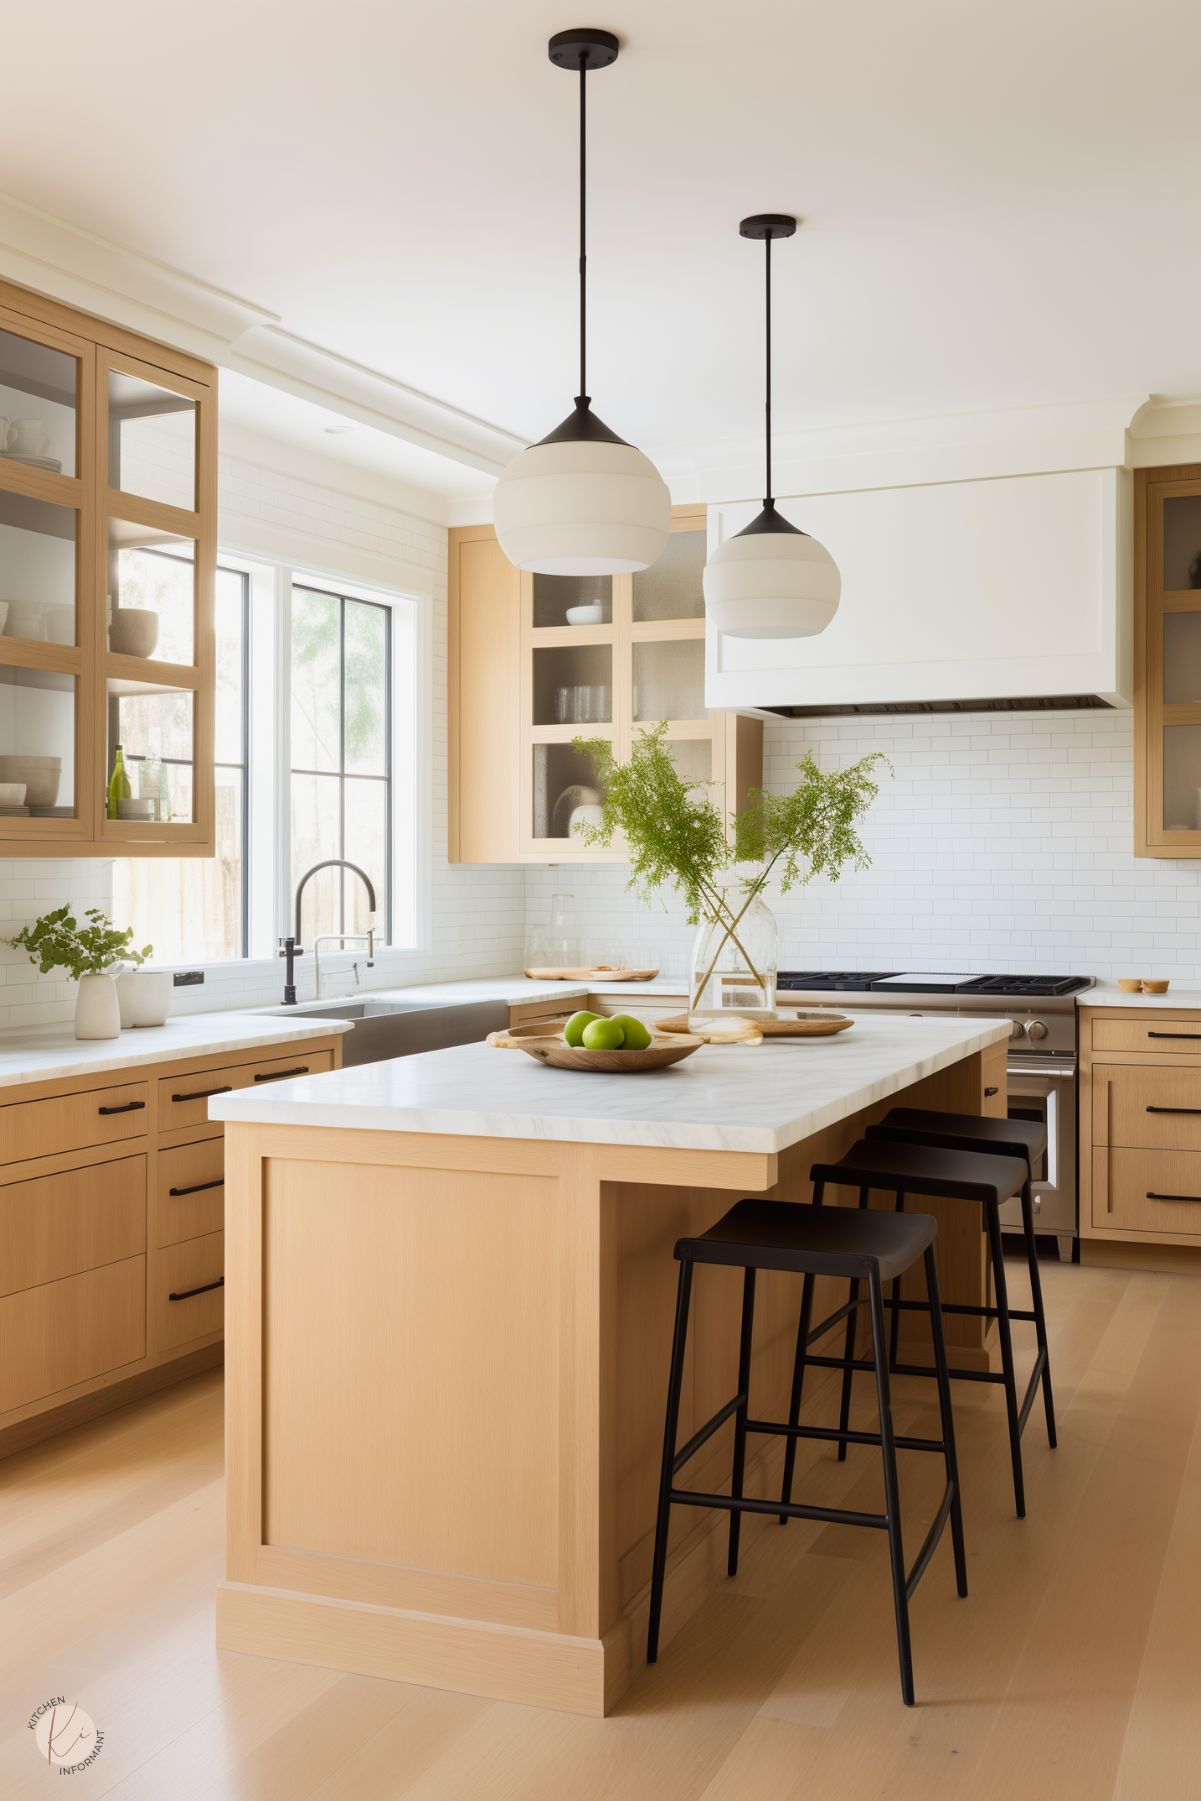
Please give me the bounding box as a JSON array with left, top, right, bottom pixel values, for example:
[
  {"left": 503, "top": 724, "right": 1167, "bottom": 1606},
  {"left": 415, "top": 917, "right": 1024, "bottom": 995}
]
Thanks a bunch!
[
  {"left": 763, "top": 232, "right": 773, "bottom": 506},
  {"left": 578, "top": 54, "right": 587, "bottom": 403}
]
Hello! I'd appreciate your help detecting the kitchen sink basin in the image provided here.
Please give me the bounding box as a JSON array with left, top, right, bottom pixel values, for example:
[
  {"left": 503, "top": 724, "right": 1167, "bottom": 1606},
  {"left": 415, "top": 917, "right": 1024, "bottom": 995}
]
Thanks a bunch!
[{"left": 283, "top": 996, "right": 509, "bottom": 1067}]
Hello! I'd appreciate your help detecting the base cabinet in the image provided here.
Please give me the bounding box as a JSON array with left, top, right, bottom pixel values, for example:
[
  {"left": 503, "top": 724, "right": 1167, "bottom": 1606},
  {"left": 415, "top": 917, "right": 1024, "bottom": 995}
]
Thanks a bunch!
[{"left": 0, "top": 1034, "right": 340, "bottom": 1454}]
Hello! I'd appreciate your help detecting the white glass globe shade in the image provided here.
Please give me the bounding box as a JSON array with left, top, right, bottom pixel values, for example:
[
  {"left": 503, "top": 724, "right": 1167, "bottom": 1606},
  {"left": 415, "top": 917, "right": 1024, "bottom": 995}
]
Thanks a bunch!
[
  {"left": 703, "top": 526, "right": 840, "bottom": 640},
  {"left": 494, "top": 437, "right": 671, "bottom": 575}
]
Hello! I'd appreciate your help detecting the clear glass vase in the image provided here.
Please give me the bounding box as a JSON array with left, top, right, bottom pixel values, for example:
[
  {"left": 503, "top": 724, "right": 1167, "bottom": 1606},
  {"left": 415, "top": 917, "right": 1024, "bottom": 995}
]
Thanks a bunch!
[{"left": 688, "top": 881, "right": 778, "bottom": 1028}]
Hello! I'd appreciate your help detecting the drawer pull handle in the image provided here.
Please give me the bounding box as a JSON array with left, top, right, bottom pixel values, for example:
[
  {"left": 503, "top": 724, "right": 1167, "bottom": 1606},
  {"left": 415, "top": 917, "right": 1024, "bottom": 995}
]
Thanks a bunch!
[
  {"left": 985, "top": 1086, "right": 999, "bottom": 1097},
  {"left": 168, "top": 1276, "right": 224, "bottom": 1302},
  {"left": 98, "top": 1099, "right": 146, "bottom": 1115},
  {"left": 168, "top": 1177, "right": 224, "bottom": 1198},
  {"left": 1145, "top": 1105, "right": 1201, "bottom": 1115},
  {"left": 253, "top": 1065, "right": 309, "bottom": 1083},
  {"left": 171, "top": 1084, "right": 233, "bottom": 1103},
  {"left": 1147, "top": 1190, "right": 1201, "bottom": 1203},
  {"left": 1147, "top": 1031, "right": 1201, "bottom": 1040}
]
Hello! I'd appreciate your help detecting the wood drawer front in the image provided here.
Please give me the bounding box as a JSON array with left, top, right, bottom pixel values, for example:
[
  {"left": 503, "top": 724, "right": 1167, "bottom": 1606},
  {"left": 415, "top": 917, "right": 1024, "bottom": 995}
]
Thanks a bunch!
[
  {"left": 0, "top": 1155, "right": 146, "bottom": 1297},
  {"left": 1093, "top": 1147, "right": 1201, "bottom": 1237},
  {"left": 150, "top": 1231, "right": 224, "bottom": 1353},
  {"left": 158, "top": 1049, "right": 333, "bottom": 1132},
  {"left": 156, "top": 1138, "right": 224, "bottom": 1246},
  {"left": 1091, "top": 1019, "right": 1201, "bottom": 1056},
  {"left": 0, "top": 1080, "right": 149, "bottom": 1165},
  {"left": 0, "top": 1256, "right": 146, "bottom": 1413},
  {"left": 1094, "top": 1065, "right": 1201, "bottom": 1151}
]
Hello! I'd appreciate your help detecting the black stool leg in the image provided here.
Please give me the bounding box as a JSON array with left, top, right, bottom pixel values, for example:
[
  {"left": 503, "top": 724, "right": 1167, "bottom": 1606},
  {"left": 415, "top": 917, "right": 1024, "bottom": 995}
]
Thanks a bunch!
[
  {"left": 778, "top": 1271, "right": 815, "bottom": 1523},
  {"left": 647, "top": 1258, "right": 693, "bottom": 1664},
  {"left": 836, "top": 1185, "right": 871, "bottom": 1461},
  {"left": 869, "top": 1268, "right": 914, "bottom": 1706},
  {"left": 1020, "top": 1179, "right": 1057, "bottom": 1448},
  {"left": 728, "top": 1268, "right": 757, "bottom": 1576},
  {"left": 984, "top": 1200, "right": 1026, "bottom": 1519},
  {"left": 924, "top": 1244, "right": 968, "bottom": 1598},
  {"left": 887, "top": 1191, "right": 907, "bottom": 1371}
]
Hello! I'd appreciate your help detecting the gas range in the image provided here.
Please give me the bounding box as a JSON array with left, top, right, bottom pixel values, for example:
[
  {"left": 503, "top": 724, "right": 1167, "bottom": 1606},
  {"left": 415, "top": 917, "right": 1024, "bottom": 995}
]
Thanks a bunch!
[
  {"left": 777, "top": 972, "right": 1091, "bottom": 999},
  {"left": 775, "top": 972, "right": 1092, "bottom": 1057}
]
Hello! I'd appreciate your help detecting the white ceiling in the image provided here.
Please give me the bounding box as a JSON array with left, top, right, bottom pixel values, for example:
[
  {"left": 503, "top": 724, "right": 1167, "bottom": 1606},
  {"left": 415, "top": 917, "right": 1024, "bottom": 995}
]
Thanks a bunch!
[{"left": 7, "top": 0, "right": 1201, "bottom": 494}]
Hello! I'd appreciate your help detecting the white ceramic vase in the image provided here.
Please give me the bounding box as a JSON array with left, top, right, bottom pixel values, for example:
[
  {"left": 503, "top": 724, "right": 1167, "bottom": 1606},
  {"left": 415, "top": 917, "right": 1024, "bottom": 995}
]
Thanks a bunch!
[
  {"left": 75, "top": 971, "right": 121, "bottom": 1041},
  {"left": 116, "top": 967, "right": 172, "bottom": 1028}
]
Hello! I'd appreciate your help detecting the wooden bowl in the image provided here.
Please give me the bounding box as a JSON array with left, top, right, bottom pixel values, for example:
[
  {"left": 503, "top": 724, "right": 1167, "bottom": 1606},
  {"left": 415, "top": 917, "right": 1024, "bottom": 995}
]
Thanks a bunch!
[
  {"left": 1142, "top": 979, "right": 1170, "bottom": 994},
  {"left": 658, "top": 1010, "right": 855, "bottom": 1040},
  {"left": 488, "top": 1027, "right": 704, "bottom": 1072}
]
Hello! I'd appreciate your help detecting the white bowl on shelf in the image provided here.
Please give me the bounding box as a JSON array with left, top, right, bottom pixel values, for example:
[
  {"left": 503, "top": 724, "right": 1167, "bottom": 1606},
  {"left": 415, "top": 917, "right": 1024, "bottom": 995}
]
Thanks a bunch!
[
  {"left": 0, "top": 755, "right": 60, "bottom": 808},
  {"left": 0, "top": 782, "right": 26, "bottom": 806},
  {"left": 117, "top": 797, "right": 157, "bottom": 820},
  {"left": 565, "top": 603, "right": 607, "bottom": 626},
  {"left": 110, "top": 607, "right": 159, "bottom": 658}
]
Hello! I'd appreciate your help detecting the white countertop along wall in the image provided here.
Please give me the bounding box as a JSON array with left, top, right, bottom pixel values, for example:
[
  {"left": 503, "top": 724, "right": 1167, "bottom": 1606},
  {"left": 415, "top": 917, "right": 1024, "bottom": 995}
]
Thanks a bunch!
[
  {"left": 0, "top": 1010, "right": 351, "bottom": 1091},
  {"left": 1077, "top": 982, "right": 1201, "bottom": 1009},
  {"left": 211, "top": 1012, "right": 1011, "bottom": 1156}
]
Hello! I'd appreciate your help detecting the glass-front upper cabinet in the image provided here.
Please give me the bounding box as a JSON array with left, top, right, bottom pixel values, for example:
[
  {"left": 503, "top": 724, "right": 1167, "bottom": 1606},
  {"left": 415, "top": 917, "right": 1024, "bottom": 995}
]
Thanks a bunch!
[
  {"left": 0, "top": 324, "right": 79, "bottom": 478},
  {"left": 107, "top": 365, "right": 198, "bottom": 512},
  {"left": 1137, "top": 469, "right": 1201, "bottom": 856}
]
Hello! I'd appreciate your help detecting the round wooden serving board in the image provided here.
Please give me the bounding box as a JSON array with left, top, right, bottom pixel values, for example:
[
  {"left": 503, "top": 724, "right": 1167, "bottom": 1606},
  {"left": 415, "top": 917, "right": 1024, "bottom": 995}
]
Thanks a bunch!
[
  {"left": 487, "top": 1027, "right": 703, "bottom": 1072},
  {"left": 658, "top": 1010, "right": 855, "bottom": 1040},
  {"left": 523, "top": 967, "right": 660, "bottom": 982}
]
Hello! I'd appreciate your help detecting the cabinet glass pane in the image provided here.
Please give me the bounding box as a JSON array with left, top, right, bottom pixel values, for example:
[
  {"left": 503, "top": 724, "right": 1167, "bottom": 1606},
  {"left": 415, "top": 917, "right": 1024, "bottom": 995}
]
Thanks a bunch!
[
  {"left": 0, "top": 666, "right": 76, "bottom": 815},
  {"left": 633, "top": 639, "right": 706, "bottom": 722},
  {"left": 633, "top": 529, "right": 704, "bottom": 622},
  {"left": 667, "top": 738, "right": 713, "bottom": 787},
  {"left": 1163, "top": 612, "right": 1201, "bottom": 705},
  {"left": 533, "top": 643, "right": 612, "bottom": 725},
  {"left": 532, "top": 743, "right": 606, "bottom": 840},
  {"left": 108, "top": 370, "right": 197, "bottom": 511},
  {"left": 532, "top": 573, "right": 612, "bottom": 629},
  {"left": 1162, "top": 724, "right": 1201, "bottom": 831},
  {"left": 0, "top": 488, "right": 76, "bottom": 646},
  {"left": 107, "top": 680, "right": 195, "bottom": 823},
  {"left": 108, "top": 520, "right": 195, "bottom": 663},
  {"left": 1163, "top": 496, "right": 1201, "bottom": 594},
  {"left": 0, "top": 327, "right": 78, "bottom": 478}
]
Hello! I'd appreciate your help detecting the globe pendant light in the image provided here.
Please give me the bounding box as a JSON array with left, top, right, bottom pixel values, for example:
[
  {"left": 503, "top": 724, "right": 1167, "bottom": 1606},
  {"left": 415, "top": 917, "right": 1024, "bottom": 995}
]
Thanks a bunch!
[
  {"left": 703, "top": 215, "right": 840, "bottom": 639},
  {"left": 493, "top": 28, "right": 671, "bottom": 576}
]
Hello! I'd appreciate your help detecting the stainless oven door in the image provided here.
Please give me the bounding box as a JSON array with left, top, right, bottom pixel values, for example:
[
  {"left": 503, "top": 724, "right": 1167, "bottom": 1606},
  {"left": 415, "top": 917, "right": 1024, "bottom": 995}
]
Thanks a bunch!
[{"left": 999, "top": 1056, "right": 1077, "bottom": 1254}]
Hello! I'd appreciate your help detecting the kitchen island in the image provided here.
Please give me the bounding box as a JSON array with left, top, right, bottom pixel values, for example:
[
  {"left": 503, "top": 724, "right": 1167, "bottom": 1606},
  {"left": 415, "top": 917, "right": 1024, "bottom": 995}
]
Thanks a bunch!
[{"left": 212, "top": 1012, "right": 1009, "bottom": 1715}]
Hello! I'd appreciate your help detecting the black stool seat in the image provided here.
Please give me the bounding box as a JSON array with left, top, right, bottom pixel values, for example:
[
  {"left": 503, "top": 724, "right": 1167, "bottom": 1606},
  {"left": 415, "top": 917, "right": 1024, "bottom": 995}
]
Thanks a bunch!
[
  {"left": 812, "top": 1137, "right": 1026, "bottom": 1205},
  {"left": 867, "top": 1106, "right": 1046, "bottom": 1174},
  {"left": 678, "top": 1197, "right": 936, "bottom": 1281}
]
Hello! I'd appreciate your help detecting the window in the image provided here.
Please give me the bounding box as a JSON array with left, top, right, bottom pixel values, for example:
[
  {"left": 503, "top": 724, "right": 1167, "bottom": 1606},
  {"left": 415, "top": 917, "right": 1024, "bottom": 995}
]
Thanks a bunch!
[
  {"left": 114, "top": 558, "right": 414, "bottom": 970},
  {"left": 289, "top": 584, "right": 392, "bottom": 943},
  {"left": 113, "top": 561, "right": 248, "bottom": 962}
]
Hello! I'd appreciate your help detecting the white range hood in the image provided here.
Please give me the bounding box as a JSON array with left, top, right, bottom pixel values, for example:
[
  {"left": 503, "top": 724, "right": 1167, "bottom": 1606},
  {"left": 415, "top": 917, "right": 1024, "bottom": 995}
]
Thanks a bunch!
[{"left": 705, "top": 467, "right": 1131, "bottom": 714}]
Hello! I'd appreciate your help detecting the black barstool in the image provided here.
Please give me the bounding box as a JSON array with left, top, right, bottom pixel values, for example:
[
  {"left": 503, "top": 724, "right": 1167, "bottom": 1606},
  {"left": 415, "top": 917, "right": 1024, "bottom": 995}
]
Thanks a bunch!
[
  {"left": 646, "top": 1197, "right": 967, "bottom": 1706},
  {"left": 781, "top": 1133, "right": 1053, "bottom": 1520}
]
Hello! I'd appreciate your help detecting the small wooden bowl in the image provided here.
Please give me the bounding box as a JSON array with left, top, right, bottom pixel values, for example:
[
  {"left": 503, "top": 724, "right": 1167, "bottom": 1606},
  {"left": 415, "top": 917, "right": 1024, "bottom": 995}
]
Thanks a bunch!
[
  {"left": 1142, "top": 979, "right": 1170, "bottom": 994},
  {"left": 1117, "top": 978, "right": 1143, "bottom": 993},
  {"left": 487, "top": 1027, "right": 703, "bottom": 1072}
]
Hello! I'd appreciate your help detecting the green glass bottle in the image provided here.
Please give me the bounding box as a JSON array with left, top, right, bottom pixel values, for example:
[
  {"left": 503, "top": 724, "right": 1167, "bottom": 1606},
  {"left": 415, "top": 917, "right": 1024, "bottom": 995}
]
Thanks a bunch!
[{"left": 107, "top": 744, "right": 131, "bottom": 820}]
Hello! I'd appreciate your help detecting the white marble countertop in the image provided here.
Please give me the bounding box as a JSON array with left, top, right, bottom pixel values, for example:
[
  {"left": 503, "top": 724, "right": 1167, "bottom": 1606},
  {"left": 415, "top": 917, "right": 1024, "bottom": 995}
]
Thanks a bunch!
[
  {"left": 250, "top": 975, "right": 688, "bottom": 1017},
  {"left": 0, "top": 1009, "right": 351, "bottom": 1091},
  {"left": 211, "top": 1011, "right": 1011, "bottom": 1156},
  {"left": 1077, "top": 982, "right": 1201, "bottom": 1010}
]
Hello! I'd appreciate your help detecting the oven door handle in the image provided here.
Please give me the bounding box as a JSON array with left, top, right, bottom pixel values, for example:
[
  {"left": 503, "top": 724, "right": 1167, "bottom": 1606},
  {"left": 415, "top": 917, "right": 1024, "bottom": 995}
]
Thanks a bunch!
[{"left": 1007, "top": 1063, "right": 1075, "bottom": 1079}]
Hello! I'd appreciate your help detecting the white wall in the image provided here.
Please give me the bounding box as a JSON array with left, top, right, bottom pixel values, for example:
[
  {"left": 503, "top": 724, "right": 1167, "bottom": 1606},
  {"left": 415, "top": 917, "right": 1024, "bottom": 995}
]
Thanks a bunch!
[
  {"left": 525, "top": 708, "right": 1201, "bottom": 987},
  {"left": 0, "top": 441, "right": 527, "bottom": 1027}
]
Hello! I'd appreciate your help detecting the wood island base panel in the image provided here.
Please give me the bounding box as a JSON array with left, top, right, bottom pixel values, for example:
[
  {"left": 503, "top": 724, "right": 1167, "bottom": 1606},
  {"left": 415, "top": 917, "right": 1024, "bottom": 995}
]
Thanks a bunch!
[{"left": 217, "top": 1025, "right": 1006, "bottom": 1716}]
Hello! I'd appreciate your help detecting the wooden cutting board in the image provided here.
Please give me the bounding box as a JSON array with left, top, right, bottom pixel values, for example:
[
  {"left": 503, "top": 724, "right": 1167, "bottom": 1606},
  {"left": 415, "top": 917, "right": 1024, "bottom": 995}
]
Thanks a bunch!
[
  {"left": 658, "top": 1010, "right": 855, "bottom": 1039},
  {"left": 523, "top": 967, "right": 660, "bottom": 982}
]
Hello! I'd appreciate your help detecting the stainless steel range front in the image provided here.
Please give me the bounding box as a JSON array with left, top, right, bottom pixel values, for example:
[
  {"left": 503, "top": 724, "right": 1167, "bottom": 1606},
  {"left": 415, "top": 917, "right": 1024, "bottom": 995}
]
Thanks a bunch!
[{"left": 776, "top": 972, "right": 1091, "bottom": 1259}]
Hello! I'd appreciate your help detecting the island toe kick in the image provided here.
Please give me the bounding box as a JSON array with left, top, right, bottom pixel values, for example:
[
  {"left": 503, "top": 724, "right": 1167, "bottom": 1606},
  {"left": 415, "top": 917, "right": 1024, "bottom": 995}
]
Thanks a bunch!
[{"left": 216, "top": 1045, "right": 1003, "bottom": 1714}]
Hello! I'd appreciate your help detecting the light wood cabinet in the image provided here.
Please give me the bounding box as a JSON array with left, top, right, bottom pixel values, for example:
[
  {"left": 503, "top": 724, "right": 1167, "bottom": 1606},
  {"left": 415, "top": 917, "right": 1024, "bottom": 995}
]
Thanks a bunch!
[
  {"left": 1134, "top": 464, "right": 1201, "bottom": 857},
  {"left": 0, "top": 1031, "right": 341, "bottom": 1456},
  {"left": 0, "top": 276, "right": 217, "bottom": 855},
  {"left": 1080, "top": 1006, "right": 1201, "bottom": 1259},
  {"left": 449, "top": 511, "right": 763, "bottom": 863}
]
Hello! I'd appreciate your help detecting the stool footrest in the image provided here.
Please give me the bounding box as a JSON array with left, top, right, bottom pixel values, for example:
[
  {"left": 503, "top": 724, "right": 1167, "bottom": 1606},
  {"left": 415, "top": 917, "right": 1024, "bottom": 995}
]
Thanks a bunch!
[
  {"left": 746, "top": 1417, "right": 947, "bottom": 1455},
  {"left": 669, "top": 1487, "right": 887, "bottom": 1531},
  {"left": 887, "top": 1296, "right": 1039, "bottom": 1324},
  {"left": 672, "top": 1392, "right": 746, "bottom": 1474},
  {"left": 805, "top": 1295, "right": 861, "bottom": 1345},
  {"left": 905, "top": 1482, "right": 955, "bottom": 1600},
  {"left": 1018, "top": 1346, "right": 1049, "bottom": 1432}
]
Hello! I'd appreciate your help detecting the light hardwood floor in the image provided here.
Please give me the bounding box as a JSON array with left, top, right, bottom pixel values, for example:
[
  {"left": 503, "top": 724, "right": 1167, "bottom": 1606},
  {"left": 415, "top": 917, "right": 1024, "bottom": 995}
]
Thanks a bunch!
[{"left": 1, "top": 1258, "right": 1199, "bottom": 1800}]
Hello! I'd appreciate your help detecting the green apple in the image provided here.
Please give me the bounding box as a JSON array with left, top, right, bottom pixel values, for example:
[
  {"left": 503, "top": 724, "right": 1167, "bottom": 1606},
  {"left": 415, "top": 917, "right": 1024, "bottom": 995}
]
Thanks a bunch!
[
  {"left": 581, "top": 1017, "right": 626, "bottom": 1051},
  {"left": 608, "top": 1014, "right": 652, "bottom": 1050},
  {"left": 563, "top": 1010, "right": 602, "bottom": 1047}
]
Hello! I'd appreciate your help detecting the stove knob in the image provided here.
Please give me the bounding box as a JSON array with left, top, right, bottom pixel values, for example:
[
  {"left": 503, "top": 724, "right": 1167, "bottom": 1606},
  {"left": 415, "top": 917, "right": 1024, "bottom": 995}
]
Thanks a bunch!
[
  {"left": 1009, "top": 1017, "right": 1026, "bottom": 1040},
  {"left": 1026, "top": 1018, "right": 1049, "bottom": 1042}
]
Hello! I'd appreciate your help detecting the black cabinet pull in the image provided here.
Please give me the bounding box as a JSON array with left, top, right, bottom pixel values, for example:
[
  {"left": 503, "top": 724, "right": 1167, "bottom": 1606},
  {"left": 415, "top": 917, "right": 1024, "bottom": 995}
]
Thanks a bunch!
[
  {"left": 168, "top": 1276, "right": 224, "bottom": 1302},
  {"left": 984, "top": 1086, "right": 999, "bottom": 1097},
  {"left": 1145, "top": 1105, "right": 1201, "bottom": 1115},
  {"left": 1147, "top": 1191, "right": 1201, "bottom": 1203},
  {"left": 98, "top": 1099, "right": 146, "bottom": 1115},
  {"left": 253, "top": 1065, "right": 309, "bottom": 1083},
  {"left": 167, "top": 1177, "right": 224, "bottom": 1198},
  {"left": 171, "top": 1084, "right": 233, "bottom": 1103},
  {"left": 1147, "top": 1031, "right": 1201, "bottom": 1041}
]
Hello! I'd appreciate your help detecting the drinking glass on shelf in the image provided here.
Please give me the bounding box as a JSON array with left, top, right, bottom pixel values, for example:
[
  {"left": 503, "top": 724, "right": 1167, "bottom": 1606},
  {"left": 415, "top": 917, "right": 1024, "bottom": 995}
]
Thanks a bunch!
[
  {"left": 594, "top": 683, "right": 610, "bottom": 721},
  {"left": 554, "top": 687, "right": 571, "bottom": 724},
  {"left": 574, "top": 684, "right": 592, "bottom": 724}
]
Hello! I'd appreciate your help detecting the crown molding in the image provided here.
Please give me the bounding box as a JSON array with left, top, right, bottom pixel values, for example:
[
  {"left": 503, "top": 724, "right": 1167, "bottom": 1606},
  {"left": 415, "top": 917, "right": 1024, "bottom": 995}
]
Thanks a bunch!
[
  {"left": 0, "top": 190, "right": 523, "bottom": 480},
  {"left": 1128, "top": 397, "right": 1201, "bottom": 468}
]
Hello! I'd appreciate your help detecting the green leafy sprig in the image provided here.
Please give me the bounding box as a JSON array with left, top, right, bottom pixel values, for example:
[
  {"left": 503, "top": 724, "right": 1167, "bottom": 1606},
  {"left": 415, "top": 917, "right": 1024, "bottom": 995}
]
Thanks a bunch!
[{"left": 5, "top": 906, "right": 152, "bottom": 981}]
